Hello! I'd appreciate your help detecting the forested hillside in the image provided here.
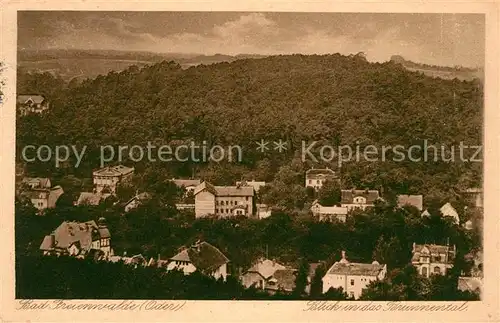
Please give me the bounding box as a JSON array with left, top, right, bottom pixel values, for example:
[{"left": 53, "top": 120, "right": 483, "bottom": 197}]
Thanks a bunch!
[{"left": 16, "top": 53, "right": 483, "bottom": 200}]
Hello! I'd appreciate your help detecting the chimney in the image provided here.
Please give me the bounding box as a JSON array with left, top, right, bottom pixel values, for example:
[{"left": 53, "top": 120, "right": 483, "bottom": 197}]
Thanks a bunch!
[
  {"left": 158, "top": 253, "right": 161, "bottom": 261},
  {"left": 123, "top": 251, "right": 127, "bottom": 257},
  {"left": 341, "top": 250, "right": 346, "bottom": 259},
  {"left": 412, "top": 242, "right": 416, "bottom": 252}
]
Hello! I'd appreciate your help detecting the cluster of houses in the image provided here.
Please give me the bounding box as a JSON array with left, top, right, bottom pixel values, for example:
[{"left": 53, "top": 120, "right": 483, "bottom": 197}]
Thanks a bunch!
[
  {"left": 37, "top": 213, "right": 481, "bottom": 298},
  {"left": 18, "top": 166, "right": 482, "bottom": 230}
]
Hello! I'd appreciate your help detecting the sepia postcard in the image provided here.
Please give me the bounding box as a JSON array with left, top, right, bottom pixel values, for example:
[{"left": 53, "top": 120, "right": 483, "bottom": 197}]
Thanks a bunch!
[{"left": 1, "top": 0, "right": 499, "bottom": 322}]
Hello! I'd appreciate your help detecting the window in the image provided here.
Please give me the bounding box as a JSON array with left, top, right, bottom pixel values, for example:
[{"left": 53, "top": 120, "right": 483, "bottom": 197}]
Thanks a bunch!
[
  {"left": 317, "top": 180, "right": 320, "bottom": 184},
  {"left": 349, "top": 291, "right": 355, "bottom": 298},
  {"left": 308, "top": 180, "right": 312, "bottom": 184},
  {"left": 422, "top": 267, "right": 428, "bottom": 277},
  {"left": 434, "top": 266, "right": 441, "bottom": 274},
  {"left": 350, "top": 279, "right": 355, "bottom": 286},
  {"left": 246, "top": 196, "right": 249, "bottom": 201}
]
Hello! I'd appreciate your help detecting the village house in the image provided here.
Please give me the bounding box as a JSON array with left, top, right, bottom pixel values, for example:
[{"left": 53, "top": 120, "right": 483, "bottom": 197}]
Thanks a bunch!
[
  {"left": 165, "top": 241, "right": 230, "bottom": 281},
  {"left": 265, "top": 268, "right": 298, "bottom": 295},
  {"left": 17, "top": 94, "right": 50, "bottom": 115},
  {"left": 92, "top": 165, "right": 134, "bottom": 193},
  {"left": 20, "top": 181, "right": 64, "bottom": 212},
  {"left": 411, "top": 243, "right": 456, "bottom": 277},
  {"left": 75, "top": 192, "right": 111, "bottom": 206},
  {"left": 340, "top": 189, "right": 380, "bottom": 211},
  {"left": 172, "top": 179, "right": 202, "bottom": 194},
  {"left": 21, "top": 177, "right": 51, "bottom": 190},
  {"left": 235, "top": 180, "right": 266, "bottom": 193},
  {"left": 440, "top": 202, "right": 460, "bottom": 224},
  {"left": 305, "top": 168, "right": 339, "bottom": 190},
  {"left": 397, "top": 194, "right": 423, "bottom": 211},
  {"left": 256, "top": 204, "right": 272, "bottom": 219},
  {"left": 241, "top": 258, "right": 287, "bottom": 290},
  {"left": 123, "top": 192, "right": 151, "bottom": 212},
  {"left": 322, "top": 251, "right": 387, "bottom": 299},
  {"left": 463, "top": 188, "right": 483, "bottom": 208},
  {"left": 39, "top": 217, "right": 112, "bottom": 260},
  {"left": 310, "top": 200, "right": 349, "bottom": 222},
  {"left": 110, "top": 253, "right": 148, "bottom": 268},
  {"left": 194, "top": 181, "right": 254, "bottom": 218}
]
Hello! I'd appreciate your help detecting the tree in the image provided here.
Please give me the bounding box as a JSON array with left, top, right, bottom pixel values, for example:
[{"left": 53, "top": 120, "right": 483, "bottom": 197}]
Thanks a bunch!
[
  {"left": 317, "top": 180, "right": 341, "bottom": 206},
  {"left": 293, "top": 259, "right": 309, "bottom": 297}
]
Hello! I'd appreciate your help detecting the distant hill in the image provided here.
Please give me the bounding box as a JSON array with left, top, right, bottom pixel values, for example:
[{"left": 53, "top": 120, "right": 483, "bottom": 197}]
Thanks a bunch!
[
  {"left": 390, "top": 55, "right": 483, "bottom": 82},
  {"left": 17, "top": 49, "right": 267, "bottom": 82}
]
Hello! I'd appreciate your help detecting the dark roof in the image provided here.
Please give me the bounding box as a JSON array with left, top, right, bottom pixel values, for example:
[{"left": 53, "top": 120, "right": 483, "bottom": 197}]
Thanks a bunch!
[
  {"left": 17, "top": 95, "right": 45, "bottom": 104},
  {"left": 325, "top": 261, "right": 385, "bottom": 276},
  {"left": 305, "top": 168, "right": 338, "bottom": 179},
  {"left": 397, "top": 195, "right": 423, "bottom": 211},
  {"left": 170, "top": 241, "right": 229, "bottom": 273},
  {"left": 341, "top": 189, "right": 380, "bottom": 204},
  {"left": 39, "top": 220, "right": 110, "bottom": 252},
  {"left": 266, "top": 268, "right": 298, "bottom": 292},
  {"left": 22, "top": 177, "right": 50, "bottom": 188},
  {"left": 93, "top": 165, "right": 134, "bottom": 177},
  {"left": 411, "top": 244, "right": 455, "bottom": 263},
  {"left": 172, "top": 179, "right": 202, "bottom": 187},
  {"left": 194, "top": 181, "right": 254, "bottom": 197}
]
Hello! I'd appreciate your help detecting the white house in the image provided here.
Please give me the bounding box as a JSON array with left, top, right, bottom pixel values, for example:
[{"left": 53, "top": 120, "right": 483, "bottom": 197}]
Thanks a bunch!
[
  {"left": 194, "top": 181, "right": 254, "bottom": 218},
  {"left": 123, "top": 192, "right": 151, "bottom": 212},
  {"left": 17, "top": 94, "right": 50, "bottom": 115},
  {"left": 310, "top": 200, "right": 349, "bottom": 222},
  {"left": 92, "top": 165, "right": 134, "bottom": 193},
  {"left": 235, "top": 180, "right": 266, "bottom": 193},
  {"left": 172, "top": 179, "right": 202, "bottom": 194},
  {"left": 411, "top": 243, "right": 456, "bottom": 278},
  {"left": 440, "top": 202, "right": 460, "bottom": 224},
  {"left": 165, "top": 241, "right": 230, "bottom": 281},
  {"left": 340, "top": 189, "right": 380, "bottom": 211},
  {"left": 322, "top": 251, "right": 387, "bottom": 299},
  {"left": 305, "top": 168, "right": 339, "bottom": 190},
  {"left": 240, "top": 258, "right": 287, "bottom": 290}
]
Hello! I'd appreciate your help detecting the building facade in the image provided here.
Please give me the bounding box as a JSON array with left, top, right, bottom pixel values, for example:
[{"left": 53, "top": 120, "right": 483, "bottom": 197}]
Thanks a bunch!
[
  {"left": 165, "top": 241, "right": 229, "bottom": 281},
  {"left": 411, "top": 243, "right": 456, "bottom": 277},
  {"left": 310, "top": 200, "right": 349, "bottom": 222},
  {"left": 194, "top": 181, "right": 254, "bottom": 218},
  {"left": 340, "top": 189, "right": 380, "bottom": 211},
  {"left": 305, "top": 168, "right": 339, "bottom": 190},
  {"left": 92, "top": 165, "right": 134, "bottom": 193},
  {"left": 39, "top": 218, "right": 112, "bottom": 259},
  {"left": 17, "top": 95, "right": 50, "bottom": 115},
  {"left": 322, "top": 251, "right": 387, "bottom": 299}
]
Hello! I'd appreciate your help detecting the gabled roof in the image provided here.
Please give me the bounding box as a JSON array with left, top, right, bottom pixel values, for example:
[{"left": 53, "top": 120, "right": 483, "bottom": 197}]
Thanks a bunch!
[
  {"left": 311, "top": 201, "right": 348, "bottom": 215},
  {"left": 306, "top": 168, "right": 336, "bottom": 177},
  {"left": 172, "top": 179, "right": 202, "bottom": 188},
  {"left": 76, "top": 192, "right": 111, "bottom": 206},
  {"left": 17, "top": 95, "right": 45, "bottom": 104},
  {"left": 169, "top": 241, "right": 229, "bottom": 273},
  {"left": 193, "top": 181, "right": 217, "bottom": 196},
  {"left": 397, "top": 195, "right": 423, "bottom": 211},
  {"left": 341, "top": 189, "right": 380, "bottom": 204},
  {"left": 245, "top": 258, "right": 287, "bottom": 279},
  {"left": 325, "top": 261, "right": 386, "bottom": 277},
  {"left": 194, "top": 181, "right": 254, "bottom": 197},
  {"left": 411, "top": 243, "right": 455, "bottom": 262},
  {"left": 266, "top": 268, "right": 298, "bottom": 292},
  {"left": 22, "top": 177, "right": 51, "bottom": 188},
  {"left": 39, "top": 220, "right": 109, "bottom": 252},
  {"left": 440, "top": 203, "right": 459, "bottom": 223},
  {"left": 124, "top": 192, "right": 151, "bottom": 207},
  {"left": 214, "top": 185, "right": 254, "bottom": 197},
  {"left": 457, "top": 277, "right": 482, "bottom": 293},
  {"left": 93, "top": 165, "right": 134, "bottom": 177}
]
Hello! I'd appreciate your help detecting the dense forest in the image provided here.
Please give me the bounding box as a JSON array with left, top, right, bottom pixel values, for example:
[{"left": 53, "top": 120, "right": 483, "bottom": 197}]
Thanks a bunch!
[{"left": 16, "top": 53, "right": 483, "bottom": 204}]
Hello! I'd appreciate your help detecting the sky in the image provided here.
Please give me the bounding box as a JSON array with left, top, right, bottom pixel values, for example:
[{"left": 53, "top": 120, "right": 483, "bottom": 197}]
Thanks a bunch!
[{"left": 18, "top": 11, "right": 485, "bottom": 68}]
